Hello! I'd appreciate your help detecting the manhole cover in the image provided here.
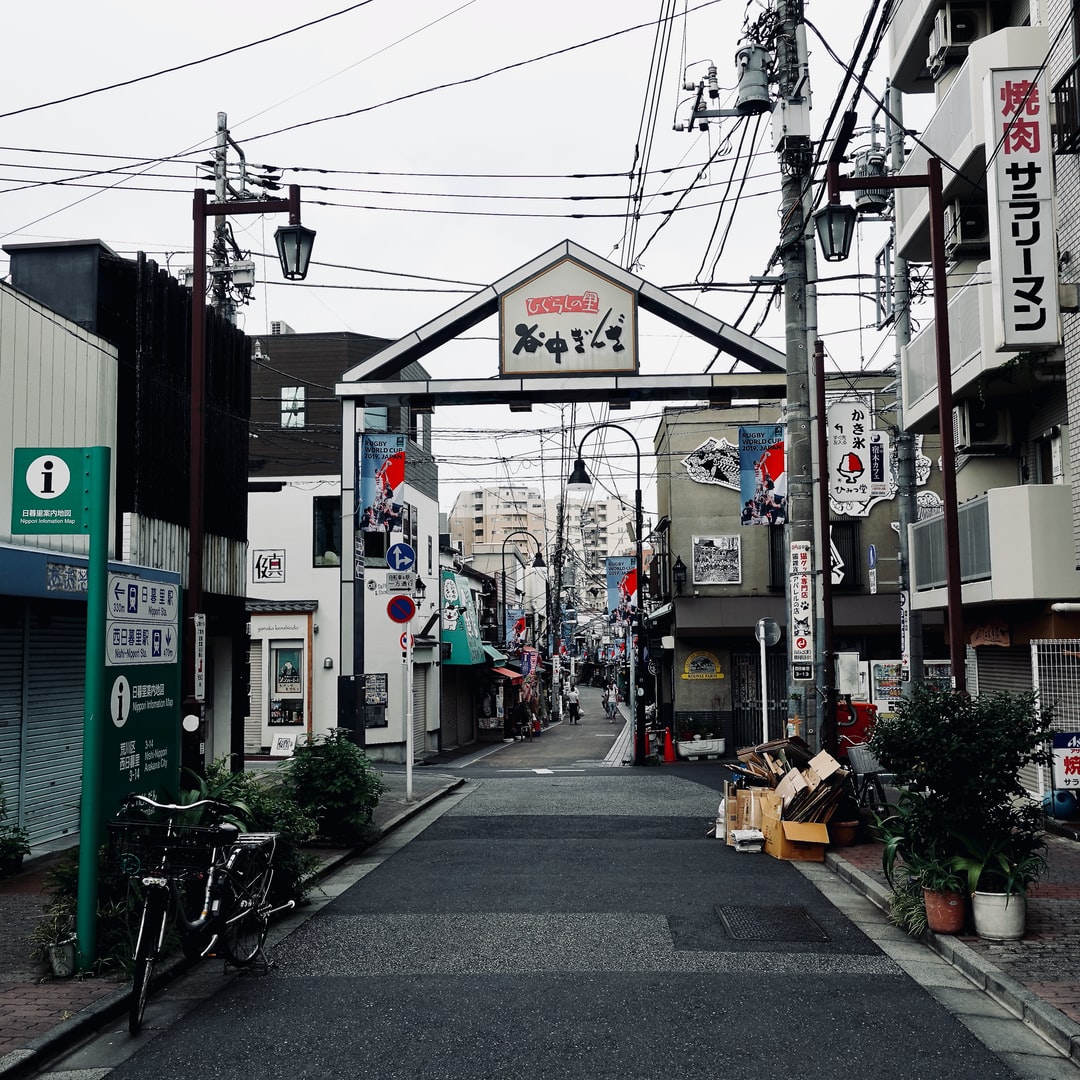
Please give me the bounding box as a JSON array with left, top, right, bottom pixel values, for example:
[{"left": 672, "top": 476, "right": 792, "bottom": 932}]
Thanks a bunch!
[{"left": 716, "top": 904, "right": 828, "bottom": 942}]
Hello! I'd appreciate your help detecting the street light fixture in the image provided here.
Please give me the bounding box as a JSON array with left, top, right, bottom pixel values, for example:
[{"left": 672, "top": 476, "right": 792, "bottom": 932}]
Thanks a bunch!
[
  {"left": 813, "top": 156, "right": 966, "bottom": 695},
  {"left": 185, "top": 183, "right": 315, "bottom": 769},
  {"left": 500, "top": 530, "right": 546, "bottom": 648},
  {"left": 566, "top": 423, "right": 648, "bottom": 765}
]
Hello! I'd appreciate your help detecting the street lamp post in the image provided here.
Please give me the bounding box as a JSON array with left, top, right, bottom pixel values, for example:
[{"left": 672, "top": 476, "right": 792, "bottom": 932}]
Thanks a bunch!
[
  {"left": 499, "top": 530, "right": 546, "bottom": 648},
  {"left": 185, "top": 184, "right": 315, "bottom": 768},
  {"left": 566, "top": 423, "right": 648, "bottom": 765},
  {"left": 814, "top": 156, "right": 966, "bottom": 694}
]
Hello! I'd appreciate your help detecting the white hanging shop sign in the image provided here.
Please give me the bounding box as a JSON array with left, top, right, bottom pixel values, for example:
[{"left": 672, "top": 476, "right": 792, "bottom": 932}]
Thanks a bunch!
[{"left": 984, "top": 67, "right": 1061, "bottom": 352}]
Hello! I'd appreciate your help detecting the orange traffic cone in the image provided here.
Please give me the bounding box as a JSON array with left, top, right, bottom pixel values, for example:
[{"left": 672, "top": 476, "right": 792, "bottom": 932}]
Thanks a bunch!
[{"left": 663, "top": 726, "right": 677, "bottom": 763}]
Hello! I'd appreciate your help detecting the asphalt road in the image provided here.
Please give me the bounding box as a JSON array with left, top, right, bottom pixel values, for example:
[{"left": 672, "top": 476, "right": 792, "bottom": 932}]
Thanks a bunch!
[{"left": 36, "top": 722, "right": 1067, "bottom": 1080}]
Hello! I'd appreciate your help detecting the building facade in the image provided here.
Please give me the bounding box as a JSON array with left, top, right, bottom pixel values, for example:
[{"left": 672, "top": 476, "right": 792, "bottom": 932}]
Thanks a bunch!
[{"left": 887, "top": 0, "right": 1080, "bottom": 785}]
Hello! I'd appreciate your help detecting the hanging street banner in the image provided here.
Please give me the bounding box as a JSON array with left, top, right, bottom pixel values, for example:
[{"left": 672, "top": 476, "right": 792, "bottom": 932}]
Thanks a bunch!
[
  {"left": 789, "top": 540, "right": 815, "bottom": 682},
  {"left": 505, "top": 606, "right": 528, "bottom": 650},
  {"left": 605, "top": 556, "right": 637, "bottom": 625},
  {"left": 827, "top": 401, "right": 893, "bottom": 505},
  {"left": 738, "top": 424, "right": 786, "bottom": 525},
  {"left": 984, "top": 67, "right": 1061, "bottom": 351},
  {"left": 358, "top": 433, "right": 406, "bottom": 533},
  {"left": 499, "top": 255, "right": 638, "bottom": 375}
]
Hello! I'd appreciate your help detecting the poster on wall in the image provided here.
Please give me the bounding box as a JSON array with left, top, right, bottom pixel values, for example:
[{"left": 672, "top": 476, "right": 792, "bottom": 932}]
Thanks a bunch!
[
  {"left": 691, "top": 535, "right": 741, "bottom": 585},
  {"left": 604, "top": 556, "right": 637, "bottom": 623},
  {"left": 738, "top": 424, "right": 786, "bottom": 525},
  {"left": 273, "top": 648, "right": 302, "bottom": 695},
  {"left": 358, "top": 433, "right": 406, "bottom": 533}
]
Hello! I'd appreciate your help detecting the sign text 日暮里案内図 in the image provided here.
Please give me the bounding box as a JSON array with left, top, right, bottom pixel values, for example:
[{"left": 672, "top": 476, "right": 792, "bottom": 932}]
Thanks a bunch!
[
  {"left": 985, "top": 68, "right": 1061, "bottom": 351},
  {"left": 499, "top": 256, "right": 637, "bottom": 375}
]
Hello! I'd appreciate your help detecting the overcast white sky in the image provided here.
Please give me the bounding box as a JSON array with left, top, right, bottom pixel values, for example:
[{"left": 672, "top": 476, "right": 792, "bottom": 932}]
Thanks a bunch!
[{"left": 3, "top": 0, "right": 901, "bottom": 519}]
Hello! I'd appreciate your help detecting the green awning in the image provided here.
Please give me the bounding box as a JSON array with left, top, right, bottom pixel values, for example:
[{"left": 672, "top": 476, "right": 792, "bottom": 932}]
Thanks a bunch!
[{"left": 483, "top": 643, "right": 508, "bottom": 663}]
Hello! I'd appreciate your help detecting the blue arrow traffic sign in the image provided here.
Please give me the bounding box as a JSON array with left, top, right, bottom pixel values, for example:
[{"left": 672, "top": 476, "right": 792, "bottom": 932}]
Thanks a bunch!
[{"left": 386, "top": 542, "right": 416, "bottom": 571}]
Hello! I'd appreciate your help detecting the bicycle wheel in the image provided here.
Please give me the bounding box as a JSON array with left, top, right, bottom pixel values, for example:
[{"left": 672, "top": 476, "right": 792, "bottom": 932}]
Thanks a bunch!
[
  {"left": 129, "top": 889, "right": 168, "bottom": 1034},
  {"left": 220, "top": 854, "right": 271, "bottom": 967}
]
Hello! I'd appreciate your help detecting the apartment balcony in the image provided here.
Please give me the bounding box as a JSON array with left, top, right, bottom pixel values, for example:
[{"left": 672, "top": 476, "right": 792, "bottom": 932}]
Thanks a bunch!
[
  {"left": 894, "top": 24, "right": 1049, "bottom": 263},
  {"left": 909, "top": 484, "right": 1080, "bottom": 609},
  {"left": 903, "top": 263, "right": 1023, "bottom": 430}
]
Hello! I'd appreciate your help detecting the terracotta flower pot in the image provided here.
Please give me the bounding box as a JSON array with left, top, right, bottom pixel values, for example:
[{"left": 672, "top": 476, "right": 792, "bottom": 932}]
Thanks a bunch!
[
  {"left": 922, "top": 887, "right": 966, "bottom": 934},
  {"left": 828, "top": 821, "right": 859, "bottom": 847}
]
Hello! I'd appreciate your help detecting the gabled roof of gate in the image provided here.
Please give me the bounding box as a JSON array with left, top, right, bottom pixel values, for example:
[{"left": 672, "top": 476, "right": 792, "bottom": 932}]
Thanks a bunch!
[{"left": 339, "top": 239, "right": 785, "bottom": 386}]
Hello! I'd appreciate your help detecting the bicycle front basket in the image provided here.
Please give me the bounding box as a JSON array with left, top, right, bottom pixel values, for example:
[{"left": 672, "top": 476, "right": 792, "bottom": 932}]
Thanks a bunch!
[{"left": 107, "top": 819, "right": 227, "bottom": 875}]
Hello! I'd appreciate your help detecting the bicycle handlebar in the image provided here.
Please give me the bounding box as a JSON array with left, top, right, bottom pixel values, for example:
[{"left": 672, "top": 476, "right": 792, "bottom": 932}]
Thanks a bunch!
[{"left": 121, "top": 794, "right": 233, "bottom": 815}]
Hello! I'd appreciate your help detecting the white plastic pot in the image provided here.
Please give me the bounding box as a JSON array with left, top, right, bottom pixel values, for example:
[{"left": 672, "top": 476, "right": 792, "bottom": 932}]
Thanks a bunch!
[{"left": 971, "top": 890, "right": 1027, "bottom": 941}]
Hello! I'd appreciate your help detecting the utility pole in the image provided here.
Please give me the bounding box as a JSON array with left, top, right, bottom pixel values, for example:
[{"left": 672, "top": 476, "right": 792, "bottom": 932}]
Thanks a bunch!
[
  {"left": 775, "top": 0, "right": 817, "bottom": 744},
  {"left": 887, "top": 84, "right": 925, "bottom": 693}
]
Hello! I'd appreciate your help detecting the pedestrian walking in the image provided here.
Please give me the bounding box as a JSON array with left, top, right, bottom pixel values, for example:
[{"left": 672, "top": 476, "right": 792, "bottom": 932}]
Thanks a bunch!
[
  {"left": 606, "top": 681, "right": 620, "bottom": 722},
  {"left": 566, "top": 684, "right": 580, "bottom": 724}
]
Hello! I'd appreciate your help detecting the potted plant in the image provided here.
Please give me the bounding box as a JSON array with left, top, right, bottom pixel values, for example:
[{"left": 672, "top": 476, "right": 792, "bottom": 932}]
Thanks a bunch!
[
  {"left": 29, "top": 900, "right": 78, "bottom": 977},
  {"left": 0, "top": 781, "right": 30, "bottom": 879},
  {"left": 951, "top": 829, "right": 1047, "bottom": 941},
  {"left": 870, "top": 685, "right": 1054, "bottom": 942},
  {"left": 876, "top": 796, "right": 966, "bottom": 934}
]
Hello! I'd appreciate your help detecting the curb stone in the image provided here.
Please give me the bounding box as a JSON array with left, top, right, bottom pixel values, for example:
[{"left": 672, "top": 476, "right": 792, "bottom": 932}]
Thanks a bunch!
[{"left": 824, "top": 849, "right": 1080, "bottom": 1068}]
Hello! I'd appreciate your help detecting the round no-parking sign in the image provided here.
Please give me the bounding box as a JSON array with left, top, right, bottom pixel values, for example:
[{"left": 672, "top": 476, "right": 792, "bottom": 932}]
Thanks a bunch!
[{"left": 387, "top": 595, "right": 416, "bottom": 623}]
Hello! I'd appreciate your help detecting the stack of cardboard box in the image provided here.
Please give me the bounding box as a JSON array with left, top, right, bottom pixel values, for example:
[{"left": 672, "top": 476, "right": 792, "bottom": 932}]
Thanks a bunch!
[{"left": 723, "top": 737, "right": 851, "bottom": 862}]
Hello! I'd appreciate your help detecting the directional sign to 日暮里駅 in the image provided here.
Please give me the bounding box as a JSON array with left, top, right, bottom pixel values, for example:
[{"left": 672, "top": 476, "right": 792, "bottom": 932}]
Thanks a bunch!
[{"left": 107, "top": 574, "right": 179, "bottom": 622}]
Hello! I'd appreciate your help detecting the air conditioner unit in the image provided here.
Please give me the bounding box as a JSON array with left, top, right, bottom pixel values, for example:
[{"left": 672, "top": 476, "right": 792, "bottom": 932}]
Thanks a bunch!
[
  {"left": 953, "top": 399, "right": 1013, "bottom": 453},
  {"left": 928, "top": 3, "right": 989, "bottom": 77},
  {"left": 944, "top": 199, "right": 991, "bottom": 257}
]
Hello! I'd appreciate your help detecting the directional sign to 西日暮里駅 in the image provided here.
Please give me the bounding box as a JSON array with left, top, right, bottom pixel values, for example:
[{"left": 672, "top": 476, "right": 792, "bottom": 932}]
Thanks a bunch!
[{"left": 11, "top": 447, "right": 89, "bottom": 534}]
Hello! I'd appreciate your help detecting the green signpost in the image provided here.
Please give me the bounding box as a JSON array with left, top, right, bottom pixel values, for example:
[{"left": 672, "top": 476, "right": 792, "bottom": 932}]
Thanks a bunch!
[{"left": 11, "top": 447, "right": 181, "bottom": 970}]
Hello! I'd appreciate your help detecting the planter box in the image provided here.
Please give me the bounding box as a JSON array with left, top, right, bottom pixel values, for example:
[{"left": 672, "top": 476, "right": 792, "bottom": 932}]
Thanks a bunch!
[{"left": 676, "top": 737, "right": 725, "bottom": 760}]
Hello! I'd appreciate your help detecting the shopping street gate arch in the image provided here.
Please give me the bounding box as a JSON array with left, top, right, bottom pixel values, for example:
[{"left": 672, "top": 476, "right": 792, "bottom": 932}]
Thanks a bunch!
[{"left": 335, "top": 239, "right": 787, "bottom": 737}]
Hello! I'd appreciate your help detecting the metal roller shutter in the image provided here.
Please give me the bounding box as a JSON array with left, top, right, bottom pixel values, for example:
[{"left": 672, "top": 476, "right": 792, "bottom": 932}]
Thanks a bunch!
[
  {"left": 245, "top": 642, "right": 263, "bottom": 754},
  {"left": 24, "top": 607, "right": 85, "bottom": 844},
  {"left": 0, "top": 609, "right": 26, "bottom": 823},
  {"left": 412, "top": 666, "right": 427, "bottom": 759}
]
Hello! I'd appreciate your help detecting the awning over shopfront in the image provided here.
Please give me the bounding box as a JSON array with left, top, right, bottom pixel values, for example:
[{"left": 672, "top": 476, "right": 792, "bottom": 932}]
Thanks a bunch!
[
  {"left": 483, "top": 643, "right": 508, "bottom": 663},
  {"left": 491, "top": 666, "right": 523, "bottom": 683}
]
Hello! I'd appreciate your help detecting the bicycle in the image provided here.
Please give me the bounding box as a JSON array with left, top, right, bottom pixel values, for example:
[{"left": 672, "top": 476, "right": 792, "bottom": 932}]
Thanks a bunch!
[{"left": 109, "top": 794, "right": 295, "bottom": 1034}]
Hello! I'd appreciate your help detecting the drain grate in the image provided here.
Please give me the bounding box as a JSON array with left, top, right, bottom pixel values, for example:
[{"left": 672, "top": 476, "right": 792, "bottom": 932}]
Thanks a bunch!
[{"left": 716, "top": 903, "right": 828, "bottom": 942}]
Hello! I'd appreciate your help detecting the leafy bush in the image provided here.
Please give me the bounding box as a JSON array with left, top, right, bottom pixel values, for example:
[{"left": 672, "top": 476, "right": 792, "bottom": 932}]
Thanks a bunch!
[
  {"left": 31, "top": 848, "right": 131, "bottom": 976},
  {"left": 282, "top": 729, "right": 384, "bottom": 845},
  {"left": 186, "top": 758, "right": 320, "bottom": 906},
  {"left": 869, "top": 686, "right": 1053, "bottom": 895}
]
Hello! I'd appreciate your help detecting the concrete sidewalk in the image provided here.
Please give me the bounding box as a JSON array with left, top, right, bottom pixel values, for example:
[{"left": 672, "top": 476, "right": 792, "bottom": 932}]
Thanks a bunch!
[
  {"left": 2, "top": 753, "right": 1080, "bottom": 1074},
  {"left": 0, "top": 765, "right": 466, "bottom": 1076}
]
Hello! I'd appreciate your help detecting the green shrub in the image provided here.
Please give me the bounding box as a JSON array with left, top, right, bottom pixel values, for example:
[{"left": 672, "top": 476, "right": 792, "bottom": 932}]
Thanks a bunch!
[
  {"left": 283, "top": 729, "right": 384, "bottom": 845},
  {"left": 869, "top": 686, "right": 1053, "bottom": 895},
  {"left": 185, "top": 758, "right": 320, "bottom": 906}
]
